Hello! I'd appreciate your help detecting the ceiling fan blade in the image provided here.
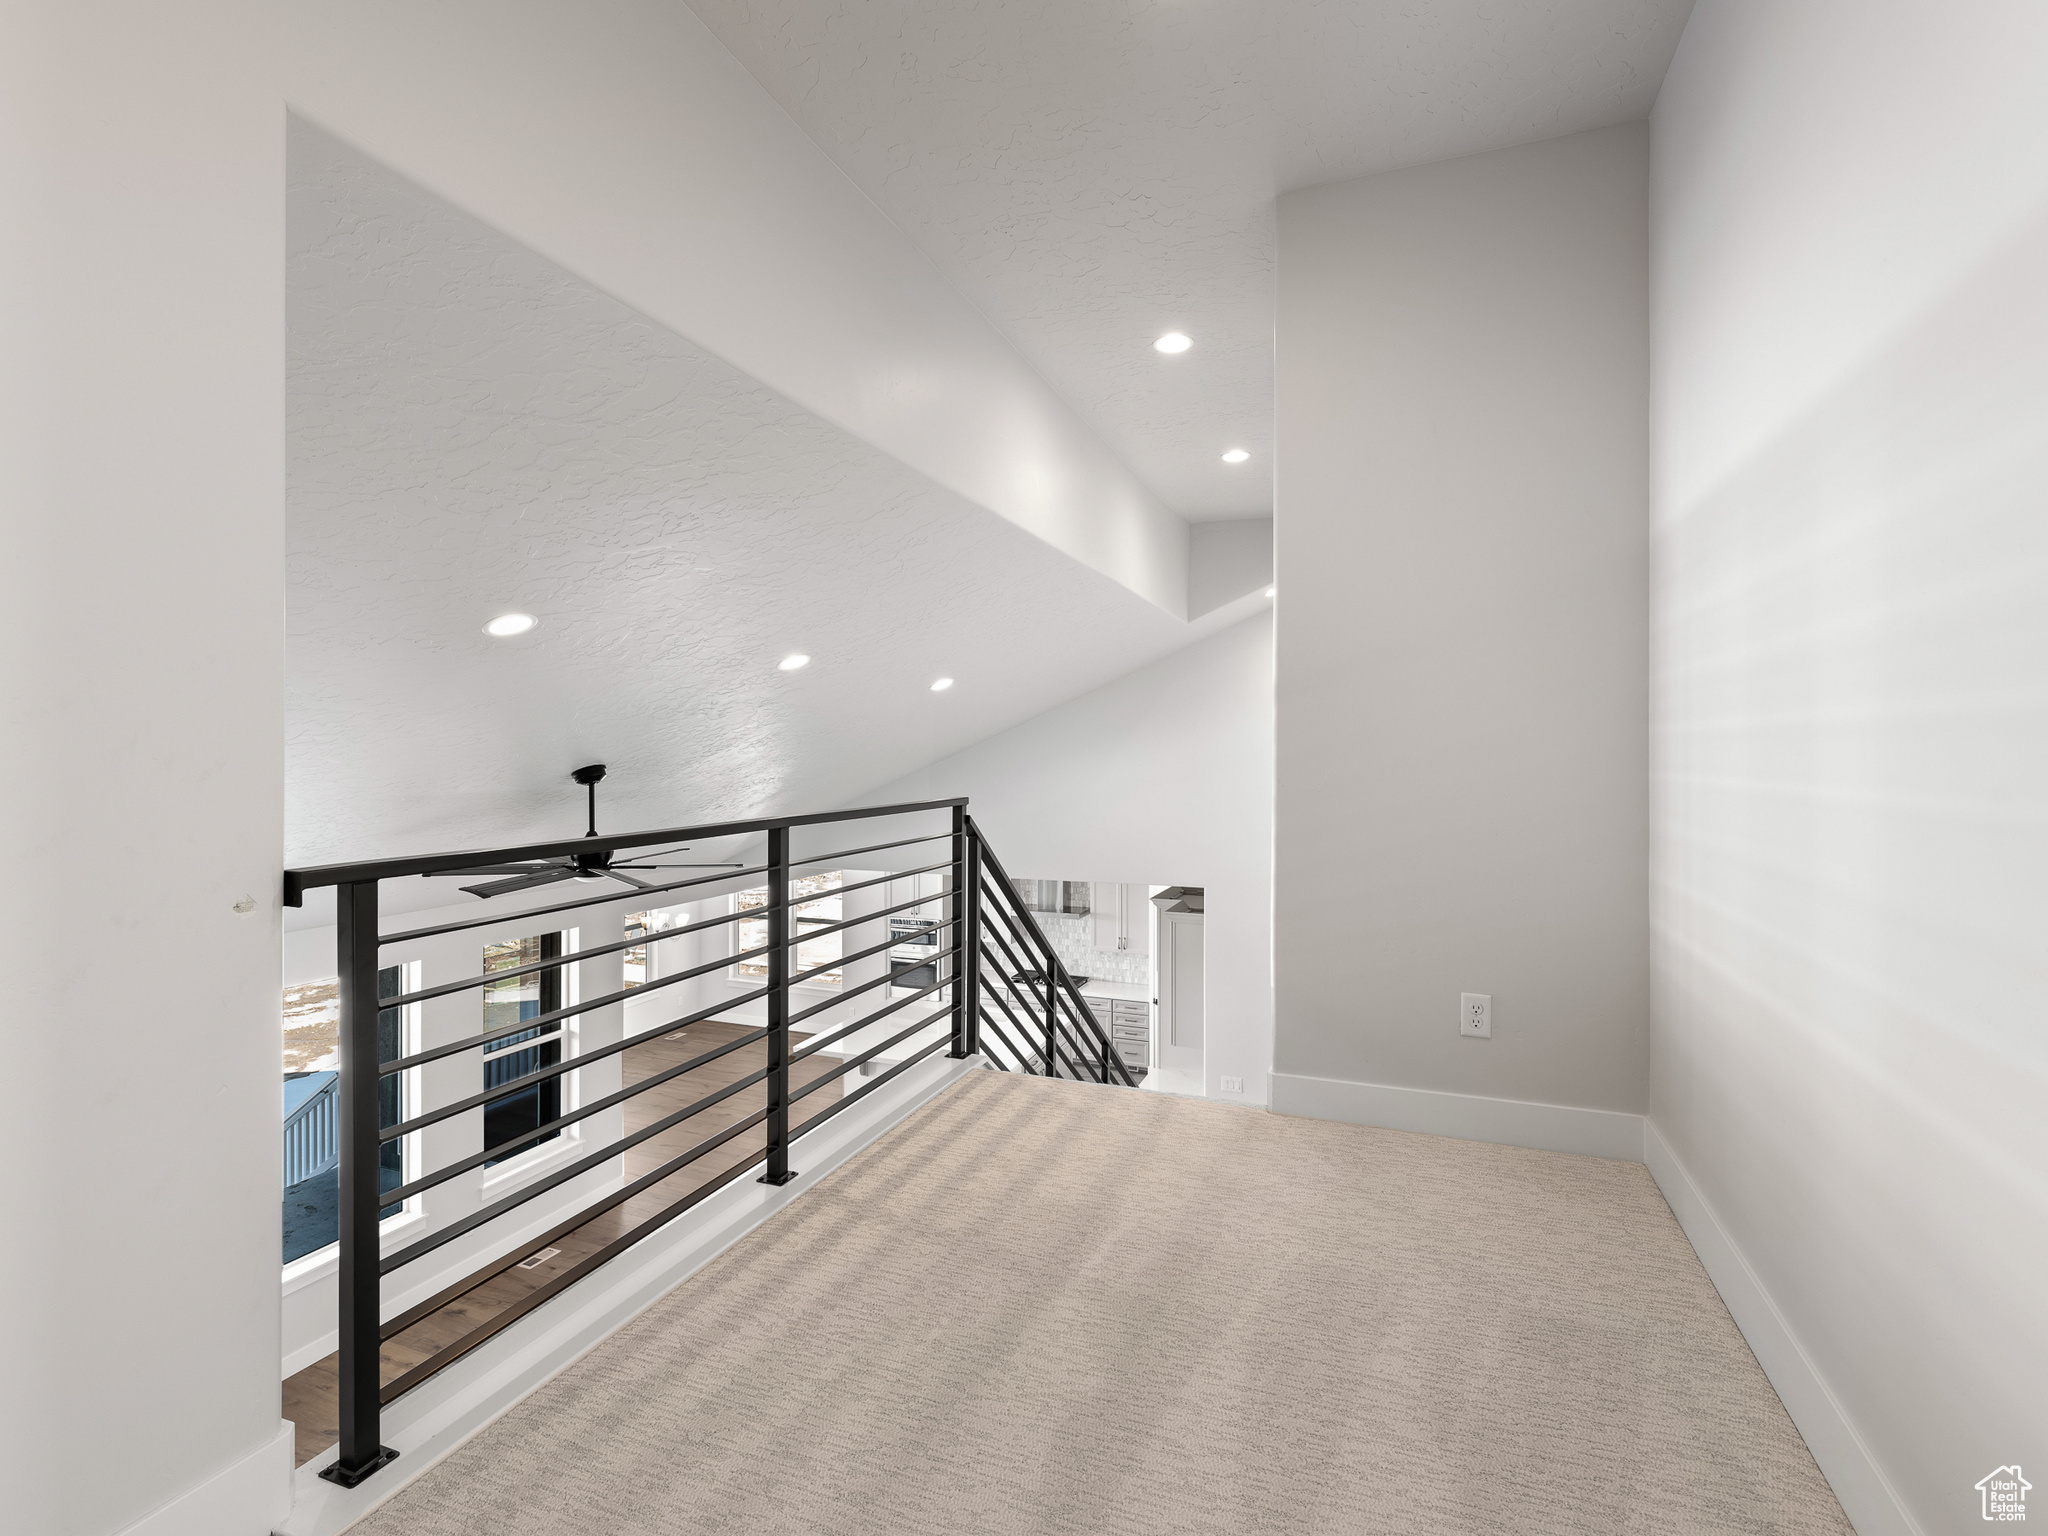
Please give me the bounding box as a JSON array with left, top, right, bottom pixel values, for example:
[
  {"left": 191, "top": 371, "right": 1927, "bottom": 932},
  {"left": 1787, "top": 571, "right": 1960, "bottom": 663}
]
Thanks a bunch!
[
  {"left": 427, "top": 863, "right": 558, "bottom": 879},
  {"left": 603, "top": 869, "right": 657, "bottom": 890},
  {"left": 616, "top": 844, "right": 694, "bottom": 863},
  {"left": 461, "top": 867, "right": 580, "bottom": 900},
  {"left": 610, "top": 862, "right": 747, "bottom": 870}
]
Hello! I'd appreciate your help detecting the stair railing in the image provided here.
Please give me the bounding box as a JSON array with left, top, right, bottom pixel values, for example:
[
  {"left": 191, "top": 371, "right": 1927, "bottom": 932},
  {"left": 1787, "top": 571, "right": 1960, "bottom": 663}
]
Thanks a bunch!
[
  {"left": 962, "top": 815, "right": 1138, "bottom": 1088},
  {"left": 280, "top": 798, "right": 1135, "bottom": 1490},
  {"left": 283, "top": 798, "right": 975, "bottom": 1489}
]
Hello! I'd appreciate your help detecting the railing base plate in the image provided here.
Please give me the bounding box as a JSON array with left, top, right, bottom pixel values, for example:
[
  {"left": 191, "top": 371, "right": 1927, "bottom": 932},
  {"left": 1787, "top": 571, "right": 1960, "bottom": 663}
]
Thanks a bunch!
[
  {"left": 757, "top": 1169, "right": 800, "bottom": 1186},
  {"left": 318, "top": 1448, "right": 400, "bottom": 1488}
]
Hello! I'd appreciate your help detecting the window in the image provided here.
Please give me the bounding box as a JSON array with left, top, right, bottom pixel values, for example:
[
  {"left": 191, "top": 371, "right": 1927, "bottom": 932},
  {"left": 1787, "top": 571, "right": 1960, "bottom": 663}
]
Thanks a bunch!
[
  {"left": 733, "top": 871, "right": 843, "bottom": 987},
  {"left": 623, "top": 908, "right": 683, "bottom": 988},
  {"left": 281, "top": 967, "right": 405, "bottom": 1265},
  {"left": 481, "top": 933, "right": 565, "bottom": 1166}
]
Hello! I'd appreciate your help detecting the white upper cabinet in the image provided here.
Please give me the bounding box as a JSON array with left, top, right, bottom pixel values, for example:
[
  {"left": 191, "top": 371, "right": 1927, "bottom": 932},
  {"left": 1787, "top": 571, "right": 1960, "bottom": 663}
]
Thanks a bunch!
[{"left": 1091, "top": 882, "right": 1149, "bottom": 957}]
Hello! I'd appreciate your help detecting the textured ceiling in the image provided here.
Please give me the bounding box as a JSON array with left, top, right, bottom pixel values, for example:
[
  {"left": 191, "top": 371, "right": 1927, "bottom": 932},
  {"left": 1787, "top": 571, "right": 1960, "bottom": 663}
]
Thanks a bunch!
[
  {"left": 288, "top": 122, "right": 1225, "bottom": 865},
  {"left": 686, "top": 0, "right": 1694, "bottom": 519}
]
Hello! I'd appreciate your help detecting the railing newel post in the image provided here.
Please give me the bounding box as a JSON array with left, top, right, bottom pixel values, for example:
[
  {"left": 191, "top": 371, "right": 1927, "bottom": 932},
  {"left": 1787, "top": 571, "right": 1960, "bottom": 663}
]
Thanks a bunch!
[
  {"left": 759, "top": 825, "right": 797, "bottom": 1186},
  {"left": 963, "top": 814, "right": 982, "bottom": 1061},
  {"left": 949, "top": 807, "right": 973, "bottom": 1059},
  {"left": 323, "top": 879, "right": 398, "bottom": 1488}
]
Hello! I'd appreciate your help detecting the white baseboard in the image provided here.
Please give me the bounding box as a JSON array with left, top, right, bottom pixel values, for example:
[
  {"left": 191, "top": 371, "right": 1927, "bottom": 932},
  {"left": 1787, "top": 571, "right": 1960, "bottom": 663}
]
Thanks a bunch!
[
  {"left": 114, "top": 1420, "right": 293, "bottom": 1536},
  {"left": 279, "top": 1053, "right": 979, "bottom": 1536},
  {"left": 1643, "top": 1121, "right": 1922, "bottom": 1536},
  {"left": 1268, "top": 1070, "right": 1644, "bottom": 1162}
]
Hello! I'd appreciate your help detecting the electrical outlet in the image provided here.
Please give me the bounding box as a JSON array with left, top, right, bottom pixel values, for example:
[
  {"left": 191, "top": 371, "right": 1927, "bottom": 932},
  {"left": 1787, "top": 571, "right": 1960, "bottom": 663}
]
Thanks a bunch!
[
  {"left": 1219, "top": 1075, "right": 1245, "bottom": 1095},
  {"left": 1460, "top": 993, "right": 1492, "bottom": 1039}
]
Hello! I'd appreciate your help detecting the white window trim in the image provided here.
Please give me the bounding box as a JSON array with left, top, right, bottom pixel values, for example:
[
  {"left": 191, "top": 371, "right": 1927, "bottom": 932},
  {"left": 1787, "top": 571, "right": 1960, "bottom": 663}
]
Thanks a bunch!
[
  {"left": 728, "top": 884, "right": 846, "bottom": 992},
  {"left": 477, "top": 1125, "right": 590, "bottom": 1203},
  {"left": 281, "top": 1204, "right": 429, "bottom": 1296},
  {"left": 474, "top": 924, "right": 585, "bottom": 1190}
]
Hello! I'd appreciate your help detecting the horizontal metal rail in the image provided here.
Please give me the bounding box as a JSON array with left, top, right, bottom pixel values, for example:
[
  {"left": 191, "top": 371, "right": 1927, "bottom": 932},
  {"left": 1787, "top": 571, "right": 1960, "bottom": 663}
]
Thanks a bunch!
[
  {"left": 784, "top": 931, "right": 953, "bottom": 1026},
  {"left": 386, "top": 859, "right": 956, "bottom": 1009},
  {"left": 380, "top": 1023, "right": 772, "bottom": 1203},
  {"left": 787, "top": 1008, "right": 954, "bottom": 1105},
  {"left": 377, "top": 861, "right": 772, "bottom": 947},
  {"left": 378, "top": 1115, "right": 775, "bottom": 1396},
  {"left": 377, "top": 1031, "right": 953, "bottom": 1394},
  {"left": 785, "top": 918, "right": 949, "bottom": 1005},
  {"left": 788, "top": 969, "right": 956, "bottom": 1063},
  {"left": 808, "top": 859, "right": 954, "bottom": 907},
  {"left": 381, "top": 982, "right": 770, "bottom": 1140},
  {"left": 376, "top": 1103, "right": 771, "bottom": 1341},
  {"left": 382, "top": 946, "right": 772, "bottom": 1077},
  {"left": 284, "top": 797, "right": 966, "bottom": 903},
  {"left": 314, "top": 798, "right": 981, "bottom": 1483},
  {"left": 789, "top": 1034, "right": 954, "bottom": 1136},
  {"left": 786, "top": 830, "right": 951, "bottom": 872},
  {"left": 390, "top": 904, "right": 749, "bottom": 1008},
  {"left": 776, "top": 888, "right": 953, "bottom": 949},
  {"left": 380, "top": 1058, "right": 778, "bottom": 1277}
]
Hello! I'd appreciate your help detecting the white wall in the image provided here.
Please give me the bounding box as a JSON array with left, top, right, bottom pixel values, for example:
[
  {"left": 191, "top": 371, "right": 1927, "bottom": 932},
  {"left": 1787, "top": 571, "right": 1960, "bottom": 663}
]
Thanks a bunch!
[
  {"left": 279, "top": 0, "right": 1189, "bottom": 616},
  {"left": 1651, "top": 4, "right": 2048, "bottom": 1531},
  {"left": 1189, "top": 517, "right": 1274, "bottom": 620},
  {"left": 853, "top": 612, "right": 1274, "bottom": 1103},
  {"left": 0, "top": 5, "right": 289, "bottom": 1533},
  {"left": 1271, "top": 125, "right": 1651, "bottom": 1143}
]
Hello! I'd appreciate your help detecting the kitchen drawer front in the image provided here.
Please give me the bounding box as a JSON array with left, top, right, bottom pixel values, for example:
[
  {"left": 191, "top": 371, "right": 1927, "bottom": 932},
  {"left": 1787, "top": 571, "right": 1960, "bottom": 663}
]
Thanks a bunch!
[
  {"left": 1115, "top": 1041, "right": 1148, "bottom": 1068},
  {"left": 1112, "top": 1001, "right": 1150, "bottom": 1023},
  {"left": 1081, "top": 996, "right": 1114, "bottom": 1023},
  {"left": 1111, "top": 1021, "right": 1149, "bottom": 1043}
]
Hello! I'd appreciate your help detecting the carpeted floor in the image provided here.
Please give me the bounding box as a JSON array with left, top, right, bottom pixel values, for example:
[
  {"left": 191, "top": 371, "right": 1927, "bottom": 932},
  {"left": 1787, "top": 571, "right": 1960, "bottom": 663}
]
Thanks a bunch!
[{"left": 350, "top": 1070, "right": 1852, "bottom": 1535}]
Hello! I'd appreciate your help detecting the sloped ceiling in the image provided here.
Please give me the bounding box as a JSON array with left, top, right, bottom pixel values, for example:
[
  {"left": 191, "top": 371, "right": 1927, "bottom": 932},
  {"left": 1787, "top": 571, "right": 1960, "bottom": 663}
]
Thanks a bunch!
[
  {"left": 688, "top": 0, "right": 1694, "bottom": 517},
  {"left": 287, "top": 123, "right": 1229, "bottom": 865}
]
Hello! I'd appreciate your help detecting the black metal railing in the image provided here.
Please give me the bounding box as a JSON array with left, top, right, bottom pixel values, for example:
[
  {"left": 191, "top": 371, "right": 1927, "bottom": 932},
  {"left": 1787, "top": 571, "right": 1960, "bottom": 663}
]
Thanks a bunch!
[
  {"left": 960, "top": 816, "right": 1140, "bottom": 1089},
  {"left": 283, "top": 798, "right": 1131, "bottom": 1488}
]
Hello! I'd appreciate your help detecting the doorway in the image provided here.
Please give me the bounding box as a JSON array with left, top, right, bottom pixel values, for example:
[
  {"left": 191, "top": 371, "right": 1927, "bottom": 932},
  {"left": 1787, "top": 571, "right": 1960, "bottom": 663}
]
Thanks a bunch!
[{"left": 1150, "top": 887, "right": 1205, "bottom": 1093}]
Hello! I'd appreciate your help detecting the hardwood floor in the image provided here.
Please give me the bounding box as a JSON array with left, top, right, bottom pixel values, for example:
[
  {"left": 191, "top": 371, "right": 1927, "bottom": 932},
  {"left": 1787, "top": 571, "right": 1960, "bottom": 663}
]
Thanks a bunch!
[{"left": 283, "top": 1018, "right": 844, "bottom": 1468}]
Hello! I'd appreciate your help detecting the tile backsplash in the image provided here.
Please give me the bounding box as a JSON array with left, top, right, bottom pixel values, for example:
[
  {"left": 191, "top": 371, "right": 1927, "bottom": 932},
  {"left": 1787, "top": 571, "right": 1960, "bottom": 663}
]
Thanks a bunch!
[{"left": 1033, "top": 913, "right": 1149, "bottom": 986}]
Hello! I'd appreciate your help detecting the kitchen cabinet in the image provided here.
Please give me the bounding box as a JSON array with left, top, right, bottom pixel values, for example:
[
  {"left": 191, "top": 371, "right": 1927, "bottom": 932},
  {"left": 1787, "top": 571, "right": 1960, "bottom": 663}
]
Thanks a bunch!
[
  {"left": 1079, "top": 985, "right": 1150, "bottom": 1075},
  {"left": 1089, "top": 882, "right": 1149, "bottom": 957}
]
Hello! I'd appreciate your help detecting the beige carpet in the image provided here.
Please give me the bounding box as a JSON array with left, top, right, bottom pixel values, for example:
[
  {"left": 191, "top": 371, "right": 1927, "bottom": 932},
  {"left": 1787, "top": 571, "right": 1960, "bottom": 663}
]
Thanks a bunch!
[{"left": 350, "top": 1071, "right": 1852, "bottom": 1535}]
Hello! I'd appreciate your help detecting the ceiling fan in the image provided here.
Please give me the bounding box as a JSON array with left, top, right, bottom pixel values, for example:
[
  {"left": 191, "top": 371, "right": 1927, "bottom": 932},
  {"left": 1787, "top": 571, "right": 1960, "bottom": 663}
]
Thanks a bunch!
[{"left": 428, "top": 765, "right": 743, "bottom": 899}]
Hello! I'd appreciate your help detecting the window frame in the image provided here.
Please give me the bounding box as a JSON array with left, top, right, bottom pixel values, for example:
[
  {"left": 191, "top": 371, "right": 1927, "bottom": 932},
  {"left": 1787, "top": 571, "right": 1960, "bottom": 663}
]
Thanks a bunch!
[{"left": 729, "top": 872, "right": 845, "bottom": 990}]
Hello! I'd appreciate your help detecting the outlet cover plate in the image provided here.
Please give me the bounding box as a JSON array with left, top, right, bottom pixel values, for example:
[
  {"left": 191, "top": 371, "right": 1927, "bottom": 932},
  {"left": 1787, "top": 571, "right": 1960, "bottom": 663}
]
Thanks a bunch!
[{"left": 1460, "top": 993, "right": 1492, "bottom": 1039}]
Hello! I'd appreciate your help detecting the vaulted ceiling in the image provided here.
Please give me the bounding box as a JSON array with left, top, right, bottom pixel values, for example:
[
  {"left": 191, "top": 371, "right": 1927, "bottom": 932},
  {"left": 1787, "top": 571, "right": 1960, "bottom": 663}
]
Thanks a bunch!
[
  {"left": 289, "top": 123, "right": 1238, "bottom": 865},
  {"left": 285, "top": 1, "right": 1691, "bottom": 864},
  {"left": 689, "top": 0, "right": 1694, "bottom": 517}
]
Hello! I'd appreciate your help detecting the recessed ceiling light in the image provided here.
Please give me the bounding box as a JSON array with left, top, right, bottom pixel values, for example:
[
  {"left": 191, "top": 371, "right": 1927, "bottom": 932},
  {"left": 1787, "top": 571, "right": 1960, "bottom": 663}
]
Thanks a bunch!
[
  {"left": 778, "top": 654, "right": 810, "bottom": 671},
  {"left": 1221, "top": 448, "right": 1250, "bottom": 464},
  {"left": 930, "top": 678, "right": 954, "bottom": 692},
  {"left": 1153, "top": 332, "right": 1192, "bottom": 355},
  {"left": 484, "top": 613, "right": 536, "bottom": 638}
]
